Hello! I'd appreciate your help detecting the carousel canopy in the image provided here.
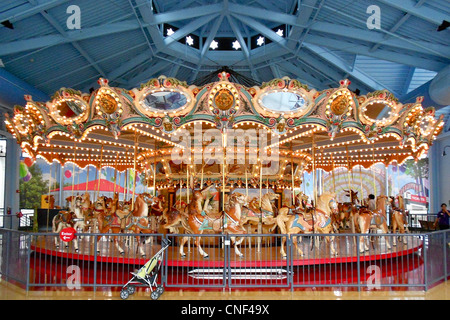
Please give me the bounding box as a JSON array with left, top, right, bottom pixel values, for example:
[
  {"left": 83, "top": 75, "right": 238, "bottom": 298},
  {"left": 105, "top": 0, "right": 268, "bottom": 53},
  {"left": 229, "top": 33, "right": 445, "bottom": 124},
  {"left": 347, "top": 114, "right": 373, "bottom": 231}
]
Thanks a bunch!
[{"left": 5, "top": 70, "right": 445, "bottom": 190}]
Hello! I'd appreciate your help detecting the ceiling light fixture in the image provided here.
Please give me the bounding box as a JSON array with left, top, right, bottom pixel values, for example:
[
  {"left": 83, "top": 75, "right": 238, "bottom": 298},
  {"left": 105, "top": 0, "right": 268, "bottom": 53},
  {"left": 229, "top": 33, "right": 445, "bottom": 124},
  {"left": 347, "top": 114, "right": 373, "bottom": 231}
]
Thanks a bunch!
[
  {"left": 210, "top": 40, "right": 219, "bottom": 50},
  {"left": 232, "top": 40, "right": 241, "bottom": 50},
  {"left": 256, "top": 36, "right": 265, "bottom": 46},
  {"left": 186, "top": 35, "right": 194, "bottom": 46},
  {"left": 166, "top": 28, "right": 174, "bottom": 36}
]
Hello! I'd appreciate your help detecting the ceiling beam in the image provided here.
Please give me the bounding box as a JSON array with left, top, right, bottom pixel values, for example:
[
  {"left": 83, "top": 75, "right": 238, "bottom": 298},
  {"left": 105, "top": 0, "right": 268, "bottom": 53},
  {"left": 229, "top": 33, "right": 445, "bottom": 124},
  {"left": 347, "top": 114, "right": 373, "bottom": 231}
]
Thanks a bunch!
[
  {"left": 150, "top": 3, "right": 223, "bottom": 25},
  {"left": 34, "top": 6, "right": 107, "bottom": 78},
  {"left": 287, "top": 0, "right": 320, "bottom": 49},
  {"left": 303, "top": 43, "right": 400, "bottom": 95},
  {"left": 163, "top": 14, "right": 219, "bottom": 47},
  {"left": 376, "top": 0, "right": 449, "bottom": 25},
  {"left": 308, "top": 21, "right": 450, "bottom": 59},
  {"left": 0, "top": 19, "right": 142, "bottom": 56},
  {"left": 303, "top": 34, "right": 448, "bottom": 72},
  {"left": 201, "top": 15, "right": 224, "bottom": 58},
  {"left": 0, "top": 0, "right": 69, "bottom": 25}
]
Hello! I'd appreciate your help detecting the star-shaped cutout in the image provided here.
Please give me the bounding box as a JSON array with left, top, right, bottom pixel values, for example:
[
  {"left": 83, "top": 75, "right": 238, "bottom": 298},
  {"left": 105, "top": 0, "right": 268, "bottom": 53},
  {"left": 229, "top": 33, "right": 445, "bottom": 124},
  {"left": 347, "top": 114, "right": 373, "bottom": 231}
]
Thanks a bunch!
[
  {"left": 276, "top": 29, "right": 283, "bottom": 37},
  {"left": 166, "top": 28, "right": 174, "bottom": 36},
  {"left": 256, "top": 36, "right": 265, "bottom": 46},
  {"left": 232, "top": 40, "right": 241, "bottom": 50},
  {"left": 210, "top": 39, "right": 218, "bottom": 50},
  {"left": 186, "top": 35, "right": 194, "bottom": 46}
]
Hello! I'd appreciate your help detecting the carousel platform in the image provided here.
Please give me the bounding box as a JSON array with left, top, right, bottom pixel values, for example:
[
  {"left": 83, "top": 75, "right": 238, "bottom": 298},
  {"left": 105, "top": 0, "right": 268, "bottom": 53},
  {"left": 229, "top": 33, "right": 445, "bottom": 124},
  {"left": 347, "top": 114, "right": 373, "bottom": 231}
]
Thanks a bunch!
[{"left": 29, "top": 233, "right": 423, "bottom": 268}]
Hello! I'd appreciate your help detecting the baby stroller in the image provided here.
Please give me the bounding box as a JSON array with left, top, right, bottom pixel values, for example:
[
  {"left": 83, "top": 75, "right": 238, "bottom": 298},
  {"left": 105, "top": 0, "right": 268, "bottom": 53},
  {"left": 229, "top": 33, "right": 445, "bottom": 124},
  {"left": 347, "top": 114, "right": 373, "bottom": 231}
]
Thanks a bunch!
[{"left": 120, "top": 239, "right": 171, "bottom": 300}]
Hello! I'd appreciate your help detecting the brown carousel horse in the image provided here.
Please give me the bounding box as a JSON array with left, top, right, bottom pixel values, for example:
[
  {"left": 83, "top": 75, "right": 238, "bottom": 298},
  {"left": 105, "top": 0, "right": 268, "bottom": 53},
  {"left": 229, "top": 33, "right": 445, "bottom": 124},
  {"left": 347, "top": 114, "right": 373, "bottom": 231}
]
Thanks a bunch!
[
  {"left": 161, "top": 186, "right": 212, "bottom": 234},
  {"left": 123, "top": 193, "right": 156, "bottom": 257},
  {"left": 179, "top": 189, "right": 248, "bottom": 258},
  {"left": 276, "top": 192, "right": 338, "bottom": 258},
  {"left": 357, "top": 195, "right": 392, "bottom": 253},
  {"left": 240, "top": 193, "right": 279, "bottom": 233},
  {"left": 389, "top": 195, "right": 409, "bottom": 245},
  {"left": 95, "top": 193, "right": 127, "bottom": 254},
  {"left": 337, "top": 189, "right": 360, "bottom": 231}
]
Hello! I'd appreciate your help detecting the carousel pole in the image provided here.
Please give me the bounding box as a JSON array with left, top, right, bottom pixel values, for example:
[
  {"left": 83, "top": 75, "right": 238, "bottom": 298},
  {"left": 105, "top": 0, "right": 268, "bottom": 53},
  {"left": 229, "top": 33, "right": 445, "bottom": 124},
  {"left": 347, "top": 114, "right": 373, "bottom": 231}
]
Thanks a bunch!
[
  {"left": 131, "top": 133, "right": 138, "bottom": 211},
  {"left": 71, "top": 142, "right": 76, "bottom": 202},
  {"left": 46, "top": 152, "right": 52, "bottom": 231},
  {"left": 345, "top": 145, "right": 353, "bottom": 201},
  {"left": 86, "top": 150, "right": 90, "bottom": 195},
  {"left": 258, "top": 159, "right": 263, "bottom": 253},
  {"left": 358, "top": 151, "right": 364, "bottom": 203},
  {"left": 153, "top": 144, "right": 157, "bottom": 197},
  {"left": 312, "top": 133, "right": 317, "bottom": 207},
  {"left": 187, "top": 163, "right": 190, "bottom": 204},
  {"left": 96, "top": 145, "right": 104, "bottom": 200},
  {"left": 245, "top": 167, "right": 248, "bottom": 198},
  {"left": 371, "top": 143, "right": 377, "bottom": 196},
  {"left": 312, "top": 133, "right": 316, "bottom": 236},
  {"left": 331, "top": 153, "right": 336, "bottom": 194},
  {"left": 291, "top": 143, "right": 295, "bottom": 206},
  {"left": 113, "top": 151, "right": 119, "bottom": 194}
]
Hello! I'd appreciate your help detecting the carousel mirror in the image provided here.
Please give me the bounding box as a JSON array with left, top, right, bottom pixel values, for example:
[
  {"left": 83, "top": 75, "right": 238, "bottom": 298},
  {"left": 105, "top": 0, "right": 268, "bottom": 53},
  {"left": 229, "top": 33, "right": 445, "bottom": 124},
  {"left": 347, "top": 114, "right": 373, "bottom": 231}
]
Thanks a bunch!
[
  {"left": 261, "top": 91, "right": 307, "bottom": 112},
  {"left": 361, "top": 101, "right": 397, "bottom": 125},
  {"left": 50, "top": 99, "right": 87, "bottom": 125},
  {"left": 143, "top": 91, "right": 188, "bottom": 111}
]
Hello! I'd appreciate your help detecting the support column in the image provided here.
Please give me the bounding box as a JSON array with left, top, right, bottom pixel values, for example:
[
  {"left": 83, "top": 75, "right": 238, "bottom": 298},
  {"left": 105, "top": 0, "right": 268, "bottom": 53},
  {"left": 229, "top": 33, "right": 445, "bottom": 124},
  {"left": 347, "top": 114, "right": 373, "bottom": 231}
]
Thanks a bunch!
[{"left": 4, "top": 138, "right": 20, "bottom": 230}]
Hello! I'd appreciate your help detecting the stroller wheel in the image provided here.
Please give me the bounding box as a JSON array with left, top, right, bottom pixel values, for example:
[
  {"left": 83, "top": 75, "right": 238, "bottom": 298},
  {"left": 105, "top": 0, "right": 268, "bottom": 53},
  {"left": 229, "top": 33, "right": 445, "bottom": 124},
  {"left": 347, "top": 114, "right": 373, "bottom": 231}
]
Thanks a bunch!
[
  {"left": 156, "top": 285, "right": 165, "bottom": 295},
  {"left": 120, "top": 289, "right": 129, "bottom": 300},
  {"left": 127, "top": 285, "right": 136, "bottom": 295},
  {"left": 151, "top": 291, "right": 160, "bottom": 300}
]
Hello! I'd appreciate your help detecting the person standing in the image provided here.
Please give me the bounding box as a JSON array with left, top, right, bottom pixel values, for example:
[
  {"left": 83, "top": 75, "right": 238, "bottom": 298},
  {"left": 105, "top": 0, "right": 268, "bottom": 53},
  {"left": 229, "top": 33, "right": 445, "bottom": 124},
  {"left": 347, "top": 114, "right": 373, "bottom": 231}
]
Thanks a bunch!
[{"left": 434, "top": 203, "right": 450, "bottom": 230}]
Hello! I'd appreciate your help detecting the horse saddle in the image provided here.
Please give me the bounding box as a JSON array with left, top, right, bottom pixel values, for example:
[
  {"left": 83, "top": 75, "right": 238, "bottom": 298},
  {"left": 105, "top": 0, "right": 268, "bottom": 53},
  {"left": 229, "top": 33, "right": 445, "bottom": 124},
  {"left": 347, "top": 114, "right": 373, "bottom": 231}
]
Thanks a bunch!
[{"left": 371, "top": 213, "right": 385, "bottom": 226}]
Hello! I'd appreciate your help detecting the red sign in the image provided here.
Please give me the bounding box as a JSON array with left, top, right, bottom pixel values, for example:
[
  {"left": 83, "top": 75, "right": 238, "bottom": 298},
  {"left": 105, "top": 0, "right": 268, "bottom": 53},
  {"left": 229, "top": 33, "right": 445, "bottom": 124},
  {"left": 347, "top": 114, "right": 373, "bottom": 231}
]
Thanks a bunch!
[
  {"left": 59, "top": 227, "right": 76, "bottom": 242},
  {"left": 410, "top": 195, "right": 427, "bottom": 203}
]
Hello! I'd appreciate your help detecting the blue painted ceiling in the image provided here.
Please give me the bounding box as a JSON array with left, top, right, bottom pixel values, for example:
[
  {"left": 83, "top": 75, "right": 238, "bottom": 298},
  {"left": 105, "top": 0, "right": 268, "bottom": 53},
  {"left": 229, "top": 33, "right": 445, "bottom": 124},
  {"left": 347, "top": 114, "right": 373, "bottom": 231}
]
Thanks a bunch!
[{"left": 0, "top": 0, "right": 449, "bottom": 111}]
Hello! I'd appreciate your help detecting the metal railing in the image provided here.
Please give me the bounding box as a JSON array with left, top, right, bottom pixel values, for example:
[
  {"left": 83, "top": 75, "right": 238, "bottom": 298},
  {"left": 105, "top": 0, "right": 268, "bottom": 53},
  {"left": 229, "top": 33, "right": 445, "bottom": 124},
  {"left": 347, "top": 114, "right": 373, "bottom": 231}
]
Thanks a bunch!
[{"left": 0, "top": 229, "right": 448, "bottom": 292}]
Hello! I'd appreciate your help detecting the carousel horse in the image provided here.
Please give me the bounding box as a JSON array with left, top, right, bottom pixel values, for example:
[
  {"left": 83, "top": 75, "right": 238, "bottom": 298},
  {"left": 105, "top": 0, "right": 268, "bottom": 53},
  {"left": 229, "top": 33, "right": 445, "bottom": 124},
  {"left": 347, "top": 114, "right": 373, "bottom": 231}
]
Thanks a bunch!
[
  {"left": 277, "top": 192, "right": 338, "bottom": 258},
  {"left": 149, "top": 194, "right": 167, "bottom": 232},
  {"left": 390, "top": 195, "right": 409, "bottom": 245},
  {"left": 44, "top": 195, "right": 57, "bottom": 209},
  {"left": 240, "top": 193, "right": 279, "bottom": 232},
  {"left": 80, "top": 192, "right": 92, "bottom": 218},
  {"left": 95, "top": 195, "right": 127, "bottom": 254},
  {"left": 52, "top": 210, "right": 79, "bottom": 252},
  {"left": 161, "top": 186, "right": 213, "bottom": 234},
  {"left": 337, "top": 189, "right": 360, "bottom": 231},
  {"left": 357, "top": 195, "right": 391, "bottom": 253},
  {"left": 71, "top": 195, "right": 89, "bottom": 234},
  {"left": 179, "top": 190, "right": 247, "bottom": 258},
  {"left": 123, "top": 193, "right": 156, "bottom": 257}
]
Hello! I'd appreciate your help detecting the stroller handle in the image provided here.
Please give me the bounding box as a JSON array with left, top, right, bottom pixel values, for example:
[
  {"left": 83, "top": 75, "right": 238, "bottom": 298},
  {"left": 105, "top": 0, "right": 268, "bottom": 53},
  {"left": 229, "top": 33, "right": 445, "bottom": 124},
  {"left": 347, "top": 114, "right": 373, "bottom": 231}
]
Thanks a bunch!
[{"left": 161, "top": 238, "right": 171, "bottom": 248}]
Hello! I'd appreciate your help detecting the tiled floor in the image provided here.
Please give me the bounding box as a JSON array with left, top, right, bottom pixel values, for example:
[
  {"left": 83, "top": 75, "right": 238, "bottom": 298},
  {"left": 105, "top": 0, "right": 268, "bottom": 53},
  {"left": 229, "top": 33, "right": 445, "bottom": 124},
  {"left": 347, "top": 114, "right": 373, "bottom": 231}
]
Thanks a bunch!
[{"left": 1, "top": 279, "right": 448, "bottom": 300}]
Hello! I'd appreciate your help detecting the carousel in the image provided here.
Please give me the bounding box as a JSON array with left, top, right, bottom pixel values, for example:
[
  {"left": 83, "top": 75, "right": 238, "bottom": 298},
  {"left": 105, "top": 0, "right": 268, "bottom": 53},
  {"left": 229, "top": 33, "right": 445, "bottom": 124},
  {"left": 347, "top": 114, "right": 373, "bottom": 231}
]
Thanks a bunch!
[{"left": 5, "top": 70, "right": 445, "bottom": 268}]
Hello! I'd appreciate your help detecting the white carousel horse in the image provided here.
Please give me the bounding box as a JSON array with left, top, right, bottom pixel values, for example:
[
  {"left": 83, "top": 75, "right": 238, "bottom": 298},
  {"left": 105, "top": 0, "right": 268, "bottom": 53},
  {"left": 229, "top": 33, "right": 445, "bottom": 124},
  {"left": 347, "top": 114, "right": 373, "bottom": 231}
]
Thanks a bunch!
[
  {"left": 276, "top": 192, "right": 338, "bottom": 258},
  {"left": 52, "top": 210, "right": 80, "bottom": 252}
]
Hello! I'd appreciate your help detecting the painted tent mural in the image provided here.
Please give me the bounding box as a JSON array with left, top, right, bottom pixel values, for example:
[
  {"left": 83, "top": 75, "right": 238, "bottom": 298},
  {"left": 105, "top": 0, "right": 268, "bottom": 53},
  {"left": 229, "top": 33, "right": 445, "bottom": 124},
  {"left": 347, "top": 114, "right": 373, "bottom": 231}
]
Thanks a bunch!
[
  {"left": 19, "top": 155, "right": 430, "bottom": 210},
  {"left": 19, "top": 156, "right": 154, "bottom": 209}
]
